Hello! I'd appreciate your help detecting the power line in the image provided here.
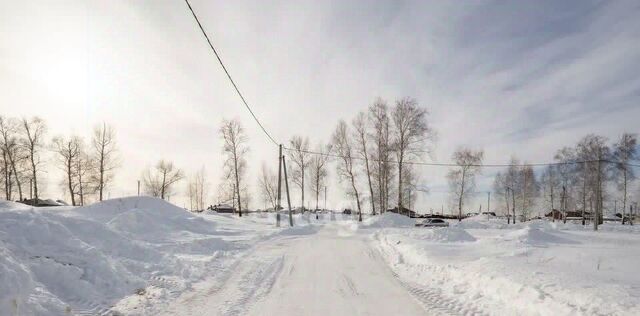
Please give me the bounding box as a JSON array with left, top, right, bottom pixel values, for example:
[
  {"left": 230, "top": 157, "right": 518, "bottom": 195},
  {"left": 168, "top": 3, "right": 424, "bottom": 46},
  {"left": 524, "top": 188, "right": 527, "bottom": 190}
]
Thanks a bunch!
[
  {"left": 283, "top": 146, "right": 638, "bottom": 168},
  {"left": 184, "top": 0, "right": 278, "bottom": 146}
]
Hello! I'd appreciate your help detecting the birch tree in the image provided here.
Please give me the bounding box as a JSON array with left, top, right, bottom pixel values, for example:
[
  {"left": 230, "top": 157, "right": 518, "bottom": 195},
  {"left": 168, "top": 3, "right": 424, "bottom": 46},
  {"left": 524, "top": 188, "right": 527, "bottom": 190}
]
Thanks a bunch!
[
  {"left": 309, "top": 142, "right": 332, "bottom": 211},
  {"left": 576, "top": 134, "right": 610, "bottom": 230},
  {"left": 353, "top": 111, "right": 376, "bottom": 214},
  {"left": 288, "top": 136, "right": 311, "bottom": 211},
  {"left": 493, "top": 172, "right": 510, "bottom": 219},
  {"left": 447, "top": 147, "right": 484, "bottom": 221},
  {"left": 332, "top": 120, "right": 362, "bottom": 221},
  {"left": 220, "top": 119, "right": 249, "bottom": 216},
  {"left": 0, "top": 117, "right": 24, "bottom": 200},
  {"left": 91, "top": 123, "right": 118, "bottom": 201},
  {"left": 519, "top": 164, "right": 539, "bottom": 221},
  {"left": 369, "top": 98, "right": 394, "bottom": 213},
  {"left": 52, "top": 136, "right": 82, "bottom": 205},
  {"left": 391, "top": 97, "right": 433, "bottom": 213},
  {"left": 554, "top": 147, "right": 577, "bottom": 222},
  {"left": 143, "top": 160, "right": 184, "bottom": 200},
  {"left": 613, "top": 133, "right": 637, "bottom": 224},
  {"left": 187, "top": 167, "right": 208, "bottom": 211},
  {"left": 258, "top": 163, "right": 278, "bottom": 210},
  {"left": 75, "top": 144, "right": 92, "bottom": 206},
  {"left": 21, "top": 117, "right": 47, "bottom": 200}
]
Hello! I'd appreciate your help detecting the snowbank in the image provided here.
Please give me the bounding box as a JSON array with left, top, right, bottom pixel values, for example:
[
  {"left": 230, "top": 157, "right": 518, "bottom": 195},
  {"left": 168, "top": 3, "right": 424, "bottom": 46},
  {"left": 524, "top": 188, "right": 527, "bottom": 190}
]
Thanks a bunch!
[
  {"left": 503, "top": 225, "right": 576, "bottom": 246},
  {"left": 456, "top": 214, "right": 508, "bottom": 229},
  {"left": 410, "top": 227, "right": 477, "bottom": 242},
  {"left": 374, "top": 218, "right": 640, "bottom": 315},
  {"left": 361, "top": 212, "right": 415, "bottom": 228},
  {"left": 0, "top": 196, "right": 279, "bottom": 315}
]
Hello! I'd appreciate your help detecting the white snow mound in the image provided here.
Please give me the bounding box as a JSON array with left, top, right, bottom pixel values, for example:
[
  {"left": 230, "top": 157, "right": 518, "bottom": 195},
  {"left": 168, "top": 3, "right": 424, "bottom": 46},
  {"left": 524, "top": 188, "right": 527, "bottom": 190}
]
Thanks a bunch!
[
  {"left": 362, "top": 213, "right": 415, "bottom": 228},
  {"left": 504, "top": 226, "right": 574, "bottom": 245},
  {"left": 0, "top": 196, "right": 266, "bottom": 315}
]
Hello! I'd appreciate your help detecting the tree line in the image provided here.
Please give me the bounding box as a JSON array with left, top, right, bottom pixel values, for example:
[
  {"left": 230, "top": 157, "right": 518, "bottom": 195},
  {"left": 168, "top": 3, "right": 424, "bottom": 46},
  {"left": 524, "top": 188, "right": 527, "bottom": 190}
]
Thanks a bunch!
[
  {"left": 252, "top": 97, "right": 435, "bottom": 222},
  {"left": 0, "top": 116, "right": 118, "bottom": 206},
  {"left": 489, "top": 133, "right": 637, "bottom": 229}
]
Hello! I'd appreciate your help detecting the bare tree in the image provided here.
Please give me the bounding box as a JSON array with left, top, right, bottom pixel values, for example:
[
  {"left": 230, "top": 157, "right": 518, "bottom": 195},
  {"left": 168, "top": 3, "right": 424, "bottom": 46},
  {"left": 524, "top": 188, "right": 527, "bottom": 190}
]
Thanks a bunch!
[
  {"left": 309, "top": 142, "right": 332, "bottom": 211},
  {"left": 288, "top": 136, "right": 311, "bottom": 211},
  {"left": 220, "top": 119, "right": 249, "bottom": 216},
  {"left": 143, "top": 160, "right": 184, "bottom": 200},
  {"left": 258, "top": 163, "right": 278, "bottom": 210},
  {"left": 540, "top": 165, "right": 560, "bottom": 215},
  {"left": 187, "top": 167, "right": 208, "bottom": 212},
  {"left": 52, "top": 136, "right": 82, "bottom": 205},
  {"left": 519, "top": 164, "right": 539, "bottom": 221},
  {"left": 391, "top": 97, "right": 433, "bottom": 213},
  {"left": 400, "top": 164, "right": 422, "bottom": 210},
  {"left": 91, "top": 123, "right": 118, "bottom": 201},
  {"left": 332, "top": 120, "right": 362, "bottom": 221},
  {"left": 75, "top": 143, "right": 92, "bottom": 206},
  {"left": 504, "top": 157, "right": 520, "bottom": 223},
  {"left": 0, "top": 117, "right": 24, "bottom": 200},
  {"left": 613, "top": 133, "right": 637, "bottom": 224},
  {"left": 493, "top": 172, "right": 510, "bottom": 219},
  {"left": 353, "top": 111, "right": 376, "bottom": 215},
  {"left": 369, "top": 98, "right": 394, "bottom": 213},
  {"left": 21, "top": 117, "right": 47, "bottom": 200},
  {"left": 554, "top": 147, "right": 577, "bottom": 223},
  {"left": 447, "top": 147, "right": 484, "bottom": 221},
  {"left": 576, "top": 134, "right": 610, "bottom": 230}
]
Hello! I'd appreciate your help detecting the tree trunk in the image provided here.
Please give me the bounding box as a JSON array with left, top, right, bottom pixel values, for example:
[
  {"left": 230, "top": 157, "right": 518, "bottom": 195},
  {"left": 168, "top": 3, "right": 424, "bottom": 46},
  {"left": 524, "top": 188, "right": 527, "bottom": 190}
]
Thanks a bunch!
[
  {"left": 30, "top": 153, "right": 38, "bottom": 201},
  {"left": 511, "top": 188, "right": 516, "bottom": 224},
  {"left": 350, "top": 172, "right": 362, "bottom": 222},
  {"left": 397, "top": 154, "right": 403, "bottom": 213},
  {"left": 67, "top": 159, "right": 76, "bottom": 206},
  {"left": 458, "top": 168, "right": 466, "bottom": 222},
  {"left": 8, "top": 153, "right": 23, "bottom": 200},
  {"left": 622, "top": 170, "right": 627, "bottom": 225},
  {"left": 234, "top": 152, "right": 242, "bottom": 217}
]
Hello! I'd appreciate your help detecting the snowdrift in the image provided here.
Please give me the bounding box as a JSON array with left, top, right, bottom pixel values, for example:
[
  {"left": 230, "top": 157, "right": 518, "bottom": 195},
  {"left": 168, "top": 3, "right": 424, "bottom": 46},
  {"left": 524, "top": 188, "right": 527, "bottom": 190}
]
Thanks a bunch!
[
  {"left": 361, "top": 212, "right": 416, "bottom": 228},
  {"left": 503, "top": 225, "right": 576, "bottom": 246},
  {"left": 456, "top": 214, "right": 508, "bottom": 229},
  {"left": 0, "top": 196, "right": 274, "bottom": 315}
]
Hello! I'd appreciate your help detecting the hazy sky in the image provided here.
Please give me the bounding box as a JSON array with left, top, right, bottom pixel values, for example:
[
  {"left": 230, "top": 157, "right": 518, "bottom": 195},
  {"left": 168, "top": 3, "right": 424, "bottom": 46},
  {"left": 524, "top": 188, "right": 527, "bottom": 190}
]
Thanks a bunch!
[{"left": 1, "top": 0, "right": 639, "bottom": 212}]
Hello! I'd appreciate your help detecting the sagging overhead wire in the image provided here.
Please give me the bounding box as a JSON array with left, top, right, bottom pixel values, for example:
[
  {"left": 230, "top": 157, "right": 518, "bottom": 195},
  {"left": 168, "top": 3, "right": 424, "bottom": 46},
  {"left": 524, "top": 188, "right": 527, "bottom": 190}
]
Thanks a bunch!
[
  {"left": 282, "top": 146, "right": 638, "bottom": 169},
  {"left": 184, "top": 0, "right": 279, "bottom": 146}
]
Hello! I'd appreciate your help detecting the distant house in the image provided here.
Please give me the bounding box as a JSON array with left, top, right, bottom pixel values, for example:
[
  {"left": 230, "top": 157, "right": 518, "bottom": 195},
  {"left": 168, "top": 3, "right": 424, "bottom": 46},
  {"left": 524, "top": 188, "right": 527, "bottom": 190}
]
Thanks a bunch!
[
  {"left": 545, "top": 209, "right": 563, "bottom": 220},
  {"left": 545, "top": 210, "right": 592, "bottom": 220},
  {"left": 18, "top": 198, "right": 66, "bottom": 207},
  {"left": 387, "top": 206, "right": 419, "bottom": 218},
  {"left": 210, "top": 204, "right": 235, "bottom": 213}
]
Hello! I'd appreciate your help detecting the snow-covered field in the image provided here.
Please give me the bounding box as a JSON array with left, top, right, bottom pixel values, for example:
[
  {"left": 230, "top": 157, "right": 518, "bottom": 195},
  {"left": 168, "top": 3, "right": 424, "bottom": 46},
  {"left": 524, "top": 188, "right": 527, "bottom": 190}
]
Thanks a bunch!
[
  {"left": 2, "top": 198, "right": 640, "bottom": 315},
  {"left": 375, "top": 215, "right": 640, "bottom": 315}
]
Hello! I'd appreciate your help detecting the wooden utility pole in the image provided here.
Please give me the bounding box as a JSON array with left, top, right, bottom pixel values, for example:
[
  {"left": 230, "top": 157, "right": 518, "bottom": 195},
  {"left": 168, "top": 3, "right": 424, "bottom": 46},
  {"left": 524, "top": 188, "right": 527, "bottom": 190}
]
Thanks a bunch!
[
  {"left": 594, "top": 159, "right": 601, "bottom": 231},
  {"left": 487, "top": 191, "right": 491, "bottom": 215},
  {"left": 324, "top": 186, "right": 327, "bottom": 211},
  {"left": 137, "top": 180, "right": 140, "bottom": 196},
  {"left": 511, "top": 187, "right": 516, "bottom": 224},
  {"left": 562, "top": 186, "right": 567, "bottom": 224},
  {"left": 282, "top": 155, "right": 293, "bottom": 227},
  {"left": 277, "top": 145, "right": 283, "bottom": 226}
]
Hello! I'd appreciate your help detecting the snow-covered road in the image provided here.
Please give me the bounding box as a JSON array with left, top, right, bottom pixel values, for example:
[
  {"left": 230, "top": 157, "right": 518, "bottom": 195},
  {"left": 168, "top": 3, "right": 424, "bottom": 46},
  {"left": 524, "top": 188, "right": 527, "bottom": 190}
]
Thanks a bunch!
[{"left": 160, "top": 224, "right": 429, "bottom": 316}]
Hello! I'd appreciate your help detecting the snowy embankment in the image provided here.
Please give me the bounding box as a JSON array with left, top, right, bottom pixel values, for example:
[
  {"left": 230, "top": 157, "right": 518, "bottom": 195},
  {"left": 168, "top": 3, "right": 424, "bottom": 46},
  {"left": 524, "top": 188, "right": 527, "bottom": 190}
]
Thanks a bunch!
[
  {"left": 373, "top": 214, "right": 640, "bottom": 315},
  {"left": 0, "top": 197, "right": 282, "bottom": 315}
]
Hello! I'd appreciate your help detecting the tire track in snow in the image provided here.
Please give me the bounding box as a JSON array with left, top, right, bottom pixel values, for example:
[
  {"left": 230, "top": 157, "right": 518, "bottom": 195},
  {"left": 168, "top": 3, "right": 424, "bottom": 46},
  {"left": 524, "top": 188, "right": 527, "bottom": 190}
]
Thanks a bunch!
[
  {"left": 217, "top": 254, "right": 285, "bottom": 316},
  {"left": 369, "top": 245, "right": 487, "bottom": 316}
]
